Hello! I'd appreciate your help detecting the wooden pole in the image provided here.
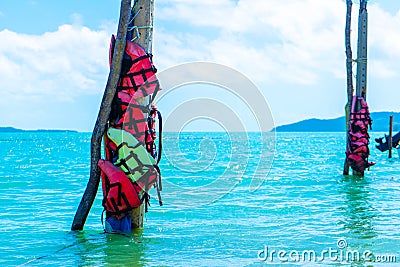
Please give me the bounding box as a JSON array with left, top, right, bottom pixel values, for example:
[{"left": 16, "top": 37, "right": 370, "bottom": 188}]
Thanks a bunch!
[
  {"left": 71, "top": 0, "right": 132, "bottom": 231},
  {"left": 389, "top": 115, "right": 393, "bottom": 158},
  {"left": 343, "top": 0, "right": 354, "bottom": 175},
  {"left": 355, "top": 0, "right": 368, "bottom": 99},
  {"left": 130, "top": 0, "right": 155, "bottom": 229},
  {"left": 352, "top": 0, "right": 368, "bottom": 176},
  {"left": 133, "top": 0, "right": 154, "bottom": 53}
]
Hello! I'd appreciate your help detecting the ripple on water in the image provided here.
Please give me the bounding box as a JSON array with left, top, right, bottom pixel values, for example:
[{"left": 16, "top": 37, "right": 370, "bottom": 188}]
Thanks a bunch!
[{"left": 0, "top": 132, "right": 399, "bottom": 266}]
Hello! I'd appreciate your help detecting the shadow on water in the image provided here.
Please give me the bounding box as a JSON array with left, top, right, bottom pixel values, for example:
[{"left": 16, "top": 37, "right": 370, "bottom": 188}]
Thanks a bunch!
[
  {"left": 18, "top": 229, "right": 148, "bottom": 266},
  {"left": 338, "top": 175, "right": 378, "bottom": 266},
  {"left": 68, "top": 229, "right": 148, "bottom": 266}
]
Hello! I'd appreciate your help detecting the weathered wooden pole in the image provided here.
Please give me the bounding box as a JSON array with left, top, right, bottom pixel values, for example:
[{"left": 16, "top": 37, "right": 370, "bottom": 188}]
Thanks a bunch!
[
  {"left": 389, "top": 115, "right": 393, "bottom": 158},
  {"left": 71, "top": 0, "right": 132, "bottom": 231},
  {"left": 352, "top": 0, "right": 368, "bottom": 176},
  {"left": 133, "top": 0, "right": 154, "bottom": 54},
  {"left": 343, "top": 0, "right": 354, "bottom": 175},
  {"left": 130, "top": 0, "right": 155, "bottom": 229},
  {"left": 355, "top": 0, "right": 368, "bottom": 99}
]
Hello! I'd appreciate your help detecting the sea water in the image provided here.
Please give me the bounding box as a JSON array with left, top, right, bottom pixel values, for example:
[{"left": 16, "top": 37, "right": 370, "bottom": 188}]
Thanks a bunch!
[{"left": 0, "top": 132, "right": 399, "bottom": 266}]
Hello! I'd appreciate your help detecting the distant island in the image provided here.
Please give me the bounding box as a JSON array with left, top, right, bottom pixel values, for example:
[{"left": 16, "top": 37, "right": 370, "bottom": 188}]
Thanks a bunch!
[
  {"left": 2, "top": 111, "right": 399, "bottom": 133},
  {"left": 0, "top": 127, "right": 78, "bottom": 133},
  {"left": 275, "top": 112, "right": 400, "bottom": 132}
]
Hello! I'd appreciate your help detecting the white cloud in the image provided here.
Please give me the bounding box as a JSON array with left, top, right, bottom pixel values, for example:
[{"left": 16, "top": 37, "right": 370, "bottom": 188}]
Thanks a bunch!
[
  {"left": 368, "top": 3, "right": 400, "bottom": 77},
  {"left": 1, "top": 0, "right": 399, "bottom": 130},
  {"left": 155, "top": 0, "right": 348, "bottom": 85},
  {"left": 153, "top": 0, "right": 400, "bottom": 125},
  {"left": 0, "top": 25, "right": 110, "bottom": 102},
  {"left": 0, "top": 25, "right": 114, "bottom": 130},
  {"left": 155, "top": 0, "right": 400, "bottom": 80}
]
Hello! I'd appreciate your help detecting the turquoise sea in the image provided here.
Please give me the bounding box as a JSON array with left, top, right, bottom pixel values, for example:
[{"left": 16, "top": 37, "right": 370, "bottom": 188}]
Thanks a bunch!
[{"left": 1, "top": 132, "right": 399, "bottom": 266}]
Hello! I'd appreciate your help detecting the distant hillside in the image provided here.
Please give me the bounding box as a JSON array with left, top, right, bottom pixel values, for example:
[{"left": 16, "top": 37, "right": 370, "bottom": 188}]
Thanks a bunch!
[
  {"left": 275, "top": 112, "right": 400, "bottom": 132},
  {"left": 0, "top": 127, "right": 78, "bottom": 133},
  {"left": 0, "top": 127, "right": 24, "bottom": 132}
]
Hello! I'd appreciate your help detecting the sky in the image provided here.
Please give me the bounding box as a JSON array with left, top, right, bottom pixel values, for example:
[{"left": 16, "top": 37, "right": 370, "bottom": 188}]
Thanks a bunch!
[{"left": 0, "top": 0, "right": 399, "bottom": 131}]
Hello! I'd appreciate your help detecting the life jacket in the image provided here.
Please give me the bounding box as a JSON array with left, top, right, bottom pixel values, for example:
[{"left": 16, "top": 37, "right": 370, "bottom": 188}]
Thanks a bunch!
[
  {"left": 349, "top": 96, "right": 372, "bottom": 129},
  {"left": 135, "top": 168, "right": 160, "bottom": 193},
  {"left": 112, "top": 91, "right": 148, "bottom": 143},
  {"left": 103, "top": 33, "right": 164, "bottom": 218},
  {"left": 98, "top": 159, "right": 142, "bottom": 216},
  {"left": 109, "top": 35, "right": 160, "bottom": 99},
  {"left": 106, "top": 127, "right": 157, "bottom": 183},
  {"left": 104, "top": 133, "right": 118, "bottom": 164},
  {"left": 351, "top": 144, "right": 369, "bottom": 155},
  {"left": 346, "top": 95, "right": 375, "bottom": 172},
  {"left": 346, "top": 154, "right": 370, "bottom": 173}
]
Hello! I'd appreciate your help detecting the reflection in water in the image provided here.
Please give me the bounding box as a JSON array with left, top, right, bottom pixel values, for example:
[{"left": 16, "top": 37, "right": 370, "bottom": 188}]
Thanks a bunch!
[
  {"left": 70, "top": 230, "right": 147, "bottom": 266},
  {"left": 339, "top": 176, "right": 377, "bottom": 240},
  {"left": 338, "top": 175, "right": 378, "bottom": 265}
]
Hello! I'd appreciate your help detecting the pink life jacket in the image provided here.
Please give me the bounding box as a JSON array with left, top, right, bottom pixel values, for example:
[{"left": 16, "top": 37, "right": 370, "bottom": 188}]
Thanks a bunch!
[{"left": 346, "top": 96, "right": 374, "bottom": 172}]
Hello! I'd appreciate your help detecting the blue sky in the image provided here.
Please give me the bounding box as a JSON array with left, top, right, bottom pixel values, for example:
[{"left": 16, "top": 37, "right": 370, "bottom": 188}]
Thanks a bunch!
[{"left": 0, "top": 0, "right": 399, "bottom": 131}]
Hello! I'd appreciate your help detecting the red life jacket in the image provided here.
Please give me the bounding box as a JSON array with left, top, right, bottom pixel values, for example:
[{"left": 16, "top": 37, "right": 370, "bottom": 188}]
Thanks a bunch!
[
  {"left": 104, "top": 134, "right": 118, "bottom": 164},
  {"left": 104, "top": 34, "right": 164, "bottom": 210},
  {"left": 136, "top": 168, "right": 160, "bottom": 193},
  {"left": 98, "top": 159, "right": 142, "bottom": 215},
  {"left": 109, "top": 35, "right": 160, "bottom": 99},
  {"left": 113, "top": 91, "right": 148, "bottom": 143}
]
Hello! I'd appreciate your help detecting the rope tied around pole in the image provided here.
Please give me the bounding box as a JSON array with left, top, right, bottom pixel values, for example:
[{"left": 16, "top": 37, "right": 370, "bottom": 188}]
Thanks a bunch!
[
  {"left": 127, "top": 0, "right": 154, "bottom": 44},
  {"left": 352, "top": 57, "right": 367, "bottom": 64},
  {"left": 128, "top": 25, "right": 154, "bottom": 42}
]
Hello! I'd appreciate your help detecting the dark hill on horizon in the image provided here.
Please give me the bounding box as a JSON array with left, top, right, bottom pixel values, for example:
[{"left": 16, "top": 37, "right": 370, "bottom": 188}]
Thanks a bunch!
[
  {"left": 275, "top": 112, "right": 400, "bottom": 132},
  {"left": 2, "top": 112, "right": 399, "bottom": 133},
  {"left": 0, "top": 126, "right": 77, "bottom": 133}
]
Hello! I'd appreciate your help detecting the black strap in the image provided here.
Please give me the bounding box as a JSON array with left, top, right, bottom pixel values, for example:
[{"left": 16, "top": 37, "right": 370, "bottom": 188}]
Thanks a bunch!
[
  {"left": 150, "top": 80, "right": 161, "bottom": 103},
  {"left": 101, "top": 209, "right": 106, "bottom": 231},
  {"left": 156, "top": 110, "right": 163, "bottom": 165},
  {"left": 118, "top": 68, "right": 156, "bottom": 94}
]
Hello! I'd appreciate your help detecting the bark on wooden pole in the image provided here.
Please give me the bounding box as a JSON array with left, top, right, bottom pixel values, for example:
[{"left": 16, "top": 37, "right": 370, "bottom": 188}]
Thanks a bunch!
[
  {"left": 355, "top": 0, "right": 368, "bottom": 99},
  {"left": 71, "top": 0, "right": 132, "bottom": 231},
  {"left": 353, "top": 0, "right": 368, "bottom": 176},
  {"left": 133, "top": 0, "right": 154, "bottom": 53},
  {"left": 129, "top": 0, "right": 155, "bottom": 229},
  {"left": 389, "top": 115, "right": 393, "bottom": 158},
  {"left": 343, "top": 0, "right": 354, "bottom": 175}
]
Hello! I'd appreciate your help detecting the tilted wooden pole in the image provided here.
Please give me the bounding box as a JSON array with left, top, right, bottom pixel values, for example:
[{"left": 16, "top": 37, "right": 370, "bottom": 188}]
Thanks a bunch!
[
  {"left": 71, "top": 0, "right": 132, "bottom": 231},
  {"left": 343, "top": 0, "right": 354, "bottom": 175},
  {"left": 129, "top": 0, "right": 155, "bottom": 229}
]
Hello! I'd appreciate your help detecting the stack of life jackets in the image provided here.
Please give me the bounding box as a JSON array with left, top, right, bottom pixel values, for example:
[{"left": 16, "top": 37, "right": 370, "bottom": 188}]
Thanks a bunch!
[
  {"left": 99, "top": 35, "right": 162, "bottom": 233},
  {"left": 346, "top": 95, "right": 375, "bottom": 173}
]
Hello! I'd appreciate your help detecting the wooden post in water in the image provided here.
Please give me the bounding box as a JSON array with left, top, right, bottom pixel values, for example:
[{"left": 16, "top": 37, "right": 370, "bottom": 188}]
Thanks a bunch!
[
  {"left": 343, "top": 0, "right": 354, "bottom": 175},
  {"left": 352, "top": 0, "right": 368, "bottom": 176},
  {"left": 130, "top": 0, "right": 155, "bottom": 229},
  {"left": 355, "top": 0, "right": 368, "bottom": 99},
  {"left": 389, "top": 115, "right": 393, "bottom": 158},
  {"left": 71, "top": 0, "right": 132, "bottom": 231}
]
